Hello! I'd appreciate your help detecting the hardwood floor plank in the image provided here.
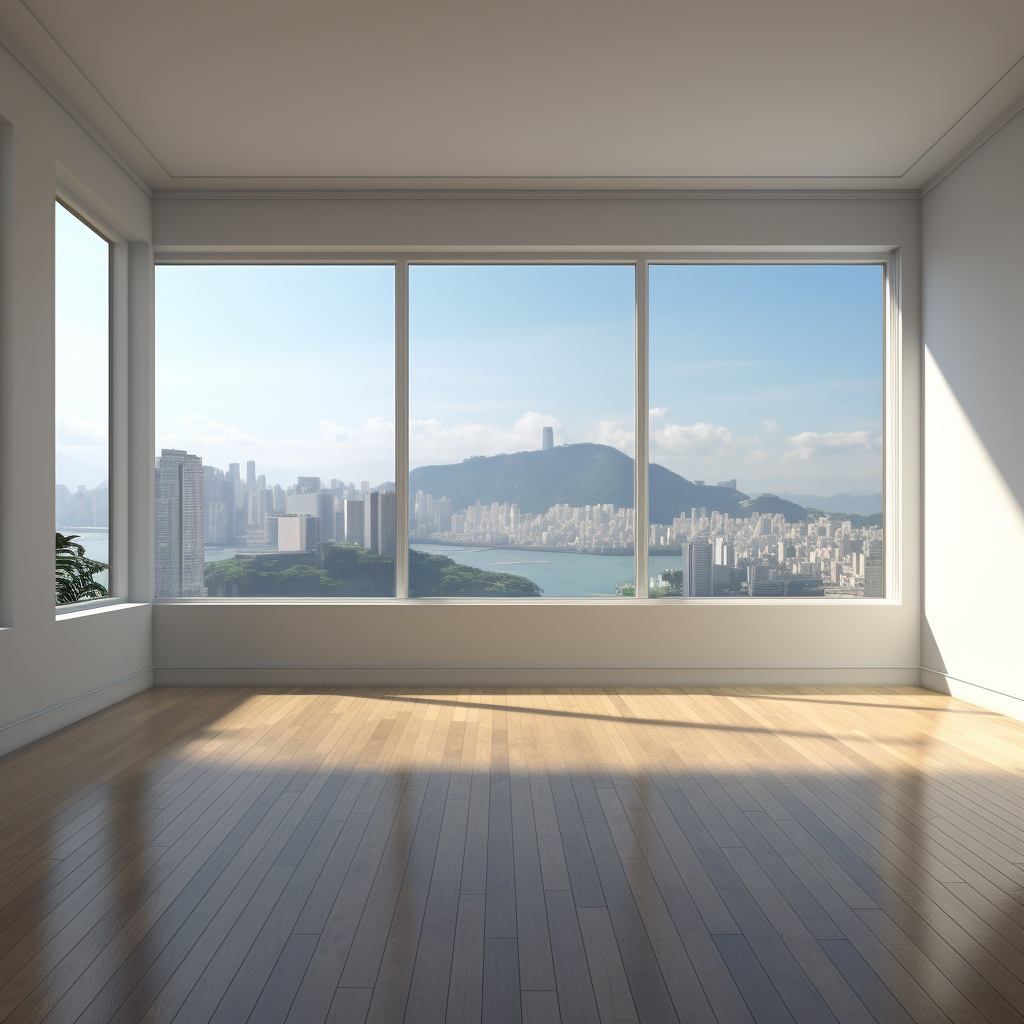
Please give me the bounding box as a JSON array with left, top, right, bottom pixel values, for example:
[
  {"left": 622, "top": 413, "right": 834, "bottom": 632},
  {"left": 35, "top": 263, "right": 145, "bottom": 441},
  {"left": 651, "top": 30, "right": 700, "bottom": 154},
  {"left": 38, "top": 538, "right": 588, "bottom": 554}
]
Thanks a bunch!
[
  {"left": 445, "top": 893, "right": 485, "bottom": 1024},
  {"left": 482, "top": 937, "right": 521, "bottom": 1024},
  {"left": 544, "top": 890, "right": 600, "bottom": 1024},
  {"left": 575, "top": 907, "right": 640, "bottom": 1024},
  {"left": 520, "top": 990, "right": 561, "bottom": 1024}
]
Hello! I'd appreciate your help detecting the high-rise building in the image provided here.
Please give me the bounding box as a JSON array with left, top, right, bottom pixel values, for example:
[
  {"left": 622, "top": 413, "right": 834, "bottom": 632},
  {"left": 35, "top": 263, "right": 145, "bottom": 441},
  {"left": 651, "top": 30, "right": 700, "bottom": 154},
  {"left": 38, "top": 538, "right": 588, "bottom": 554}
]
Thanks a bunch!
[
  {"left": 363, "top": 490, "right": 380, "bottom": 552},
  {"left": 205, "top": 501, "right": 228, "bottom": 544},
  {"left": 247, "top": 487, "right": 268, "bottom": 531},
  {"left": 246, "top": 460, "right": 256, "bottom": 493},
  {"left": 276, "top": 513, "right": 319, "bottom": 552},
  {"left": 681, "top": 540, "right": 713, "bottom": 596},
  {"left": 155, "top": 449, "right": 206, "bottom": 597},
  {"left": 361, "top": 480, "right": 370, "bottom": 493},
  {"left": 747, "top": 564, "right": 779, "bottom": 597},
  {"left": 864, "top": 543, "right": 884, "bottom": 597},
  {"left": 342, "top": 499, "right": 364, "bottom": 544},
  {"left": 713, "top": 537, "right": 734, "bottom": 566},
  {"left": 377, "top": 490, "right": 397, "bottom": 557},
  {"left": 286, "top": 492, "right": 336, "bottom": 539},
  {"left": 297, "top": 476, "right": 320, "bottom": 494},
  {"left": 542, "top": 426, "right": 554, "bottom": 450}
]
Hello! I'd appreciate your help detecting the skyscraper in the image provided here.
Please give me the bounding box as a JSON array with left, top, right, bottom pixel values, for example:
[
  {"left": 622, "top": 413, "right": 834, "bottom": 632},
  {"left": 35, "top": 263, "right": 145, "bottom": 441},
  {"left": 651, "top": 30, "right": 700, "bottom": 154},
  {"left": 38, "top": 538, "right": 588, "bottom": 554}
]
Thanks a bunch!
[
  {"left": 681, "top": 540, "right": 713, "bottom": 596},
  {"left": 542, "top": 426, "right": 554, "bottom": 450},
  {"left": 363, "top": 490, "right": 380, "bottom": 552},
  {"left": 155, "top": 449, "right": 206, "bottom": 597},
  {"left": 246, "top": 460, "right": 256, "bottom": 494},
  {"left": 377, "top": 490, "right": 397, "bottom": 557},
  {"left": 342, "top": 499, "right": 364, "bottom": 544},
  {"left": 864, "top": 541, "right": 884, "bottom": 597}
]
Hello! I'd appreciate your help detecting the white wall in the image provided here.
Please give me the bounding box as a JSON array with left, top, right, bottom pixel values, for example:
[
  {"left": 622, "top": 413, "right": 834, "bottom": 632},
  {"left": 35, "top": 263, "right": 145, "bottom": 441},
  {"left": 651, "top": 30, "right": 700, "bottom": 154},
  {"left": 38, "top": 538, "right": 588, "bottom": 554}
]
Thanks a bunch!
[
  {"left": 152, "top": 192, "right": 922, "bottom": 688},
  {"left": 921, "top": 112, "right": 1024, "bottom": 719},
  {"left": 0, "top": 45, "right": 154, "bottom": 756}
]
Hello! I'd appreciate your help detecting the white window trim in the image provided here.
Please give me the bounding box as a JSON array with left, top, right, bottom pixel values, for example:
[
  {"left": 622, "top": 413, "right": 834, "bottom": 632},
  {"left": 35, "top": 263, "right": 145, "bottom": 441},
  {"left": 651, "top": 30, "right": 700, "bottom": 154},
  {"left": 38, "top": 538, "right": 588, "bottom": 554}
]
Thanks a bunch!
[
  {"left": 152, "top": 248, "right": 900, "bottom": 606},
  {"left": 55, "top": 190, "right": 130, "bottom": 612}
]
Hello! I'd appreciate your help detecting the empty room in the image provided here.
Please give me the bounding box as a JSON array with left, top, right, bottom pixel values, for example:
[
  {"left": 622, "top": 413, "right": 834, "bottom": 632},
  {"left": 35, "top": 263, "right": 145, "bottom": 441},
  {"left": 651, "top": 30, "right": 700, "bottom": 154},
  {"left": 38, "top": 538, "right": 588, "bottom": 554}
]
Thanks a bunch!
[{"left": 2, "top": 1, "right": 1024, "bottom": 1022}]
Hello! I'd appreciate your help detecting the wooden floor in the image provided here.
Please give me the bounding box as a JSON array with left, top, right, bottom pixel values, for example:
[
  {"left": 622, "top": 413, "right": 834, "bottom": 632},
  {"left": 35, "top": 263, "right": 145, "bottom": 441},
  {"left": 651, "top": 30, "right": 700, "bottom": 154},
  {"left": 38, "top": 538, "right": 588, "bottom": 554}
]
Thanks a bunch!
[{"left": 3, "top": 688, "right": 1024, "bottom": 1024}]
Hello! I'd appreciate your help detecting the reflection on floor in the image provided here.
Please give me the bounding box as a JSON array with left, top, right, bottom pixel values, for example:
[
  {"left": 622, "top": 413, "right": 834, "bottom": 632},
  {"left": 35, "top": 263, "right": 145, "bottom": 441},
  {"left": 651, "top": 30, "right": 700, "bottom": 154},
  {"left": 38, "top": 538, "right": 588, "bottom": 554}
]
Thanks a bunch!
[{"left": 2, "top": 686, "right": 1024, "bottom": 1023}]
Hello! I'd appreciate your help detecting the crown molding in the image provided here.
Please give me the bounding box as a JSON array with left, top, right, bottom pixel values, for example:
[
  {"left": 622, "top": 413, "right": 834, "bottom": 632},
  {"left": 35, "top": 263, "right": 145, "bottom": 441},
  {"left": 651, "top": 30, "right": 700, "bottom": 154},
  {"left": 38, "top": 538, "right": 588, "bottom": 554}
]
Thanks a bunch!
[
  {"left": 920, "top": 91, "right": 1024, "bottom": 196},
  {"left": 152, "top": 187, "right": 921, "bottom": 202},
  {"left": 0, "top": 20, "right": 152, "bottom": 196}
]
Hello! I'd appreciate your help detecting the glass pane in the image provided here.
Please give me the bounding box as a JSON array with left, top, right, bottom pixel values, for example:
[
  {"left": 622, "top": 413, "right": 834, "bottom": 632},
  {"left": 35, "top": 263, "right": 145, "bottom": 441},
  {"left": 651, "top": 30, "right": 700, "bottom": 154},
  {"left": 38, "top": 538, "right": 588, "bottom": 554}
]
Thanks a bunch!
[
  {"left": 55, "top": 203, "right": 110, "bottom": 604},
  {"left": 156, "top": 265, "right": 396, "bottom": 597},
  {"left": 648, "top": 264, "right": 884, "bottom": 598},
  {"left": 409, "top": 265, "right": 635, "bottom": 598}
]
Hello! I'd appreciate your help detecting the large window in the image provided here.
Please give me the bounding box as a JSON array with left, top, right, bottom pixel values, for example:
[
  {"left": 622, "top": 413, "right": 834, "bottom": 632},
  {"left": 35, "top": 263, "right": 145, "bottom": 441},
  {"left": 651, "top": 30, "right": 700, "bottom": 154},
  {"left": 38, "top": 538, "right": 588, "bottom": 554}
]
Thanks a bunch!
[
  {"left": 648, "top": 264, "right": 884, "bottom": 598},
  {"left": 409, "top": 265, "right": 636, "bottom": 598},
  {"left": 55, "top": 201, "right": 111, "bottom": 603},
  {"left": 154, "top": 258, "right": 889, "bottom": 601},
  {"left": 156, "top": 265, "right": 396, "bottom": 597}
]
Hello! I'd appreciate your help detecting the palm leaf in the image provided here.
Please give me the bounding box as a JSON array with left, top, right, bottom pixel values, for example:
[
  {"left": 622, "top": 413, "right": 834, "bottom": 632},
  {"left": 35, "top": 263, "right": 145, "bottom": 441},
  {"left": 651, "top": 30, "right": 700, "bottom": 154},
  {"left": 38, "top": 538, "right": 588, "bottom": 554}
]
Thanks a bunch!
[{"left": 56, "top": 532, "right": 109, "bottom": 605}]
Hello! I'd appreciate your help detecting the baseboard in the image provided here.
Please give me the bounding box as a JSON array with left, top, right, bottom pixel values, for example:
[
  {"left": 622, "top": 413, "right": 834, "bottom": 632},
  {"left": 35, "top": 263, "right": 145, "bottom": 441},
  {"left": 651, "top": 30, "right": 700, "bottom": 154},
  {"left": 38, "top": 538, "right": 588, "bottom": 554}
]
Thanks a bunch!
[
  {"left": 920, "top": 667, "right": 1024, "bottom": 725},
  {"left": 154, "top": 665, "right": 919, "bottom": 687},
  {"left": 0, "top": 669, "right": 154, "bottom": 758}
]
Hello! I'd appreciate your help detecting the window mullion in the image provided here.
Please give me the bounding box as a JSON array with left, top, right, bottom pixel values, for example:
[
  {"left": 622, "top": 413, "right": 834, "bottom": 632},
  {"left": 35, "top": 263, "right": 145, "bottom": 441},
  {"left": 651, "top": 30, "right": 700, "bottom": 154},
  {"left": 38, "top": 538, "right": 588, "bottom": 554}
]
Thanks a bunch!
[
  {"left": 635, "top": 259, "right": 649, "bottom": 599},
  {"left": 395, "top": 260, "right": 410, "bottom": 599}
]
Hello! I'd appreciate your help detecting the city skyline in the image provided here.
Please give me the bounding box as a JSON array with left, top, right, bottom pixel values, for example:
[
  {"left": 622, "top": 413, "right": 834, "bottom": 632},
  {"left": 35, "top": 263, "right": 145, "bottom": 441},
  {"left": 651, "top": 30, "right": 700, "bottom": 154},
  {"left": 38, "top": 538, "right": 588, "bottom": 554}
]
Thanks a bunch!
[{"left": 148, "top": 424, "right": 882, "bottom": 600}]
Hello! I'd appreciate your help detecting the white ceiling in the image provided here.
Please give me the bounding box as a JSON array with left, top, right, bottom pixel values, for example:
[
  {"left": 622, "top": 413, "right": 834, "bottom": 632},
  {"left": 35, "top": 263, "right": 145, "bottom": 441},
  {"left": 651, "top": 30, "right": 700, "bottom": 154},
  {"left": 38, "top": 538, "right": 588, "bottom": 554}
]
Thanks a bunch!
[{"left": 2, "top": 0, "right": 1024, "bottom": 192}]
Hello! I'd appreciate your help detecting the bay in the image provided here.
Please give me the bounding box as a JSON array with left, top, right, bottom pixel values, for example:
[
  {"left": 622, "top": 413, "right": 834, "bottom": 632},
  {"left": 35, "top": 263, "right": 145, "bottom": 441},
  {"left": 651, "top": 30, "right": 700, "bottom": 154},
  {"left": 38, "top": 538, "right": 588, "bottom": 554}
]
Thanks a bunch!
[{"left": 412, "top": 541, "right": 685, "bottom": 598}]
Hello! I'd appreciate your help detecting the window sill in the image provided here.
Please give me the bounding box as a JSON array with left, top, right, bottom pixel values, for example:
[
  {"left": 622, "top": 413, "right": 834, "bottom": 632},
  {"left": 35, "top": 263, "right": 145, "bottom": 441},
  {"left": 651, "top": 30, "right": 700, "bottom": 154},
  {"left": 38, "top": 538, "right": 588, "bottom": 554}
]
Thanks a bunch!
[
  {"left": 55, "top": 599, "right": 147, "bottom": 620},
  {"left": 152, "top": 596, "right": 900, "bottom": 607}
]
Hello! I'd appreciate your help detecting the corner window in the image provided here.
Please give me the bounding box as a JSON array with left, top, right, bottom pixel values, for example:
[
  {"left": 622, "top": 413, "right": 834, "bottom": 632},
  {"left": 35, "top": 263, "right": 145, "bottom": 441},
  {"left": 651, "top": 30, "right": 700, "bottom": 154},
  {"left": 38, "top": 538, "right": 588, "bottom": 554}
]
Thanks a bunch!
[{"left": 55, "top": 201, "right": 111, "bottom": 605}]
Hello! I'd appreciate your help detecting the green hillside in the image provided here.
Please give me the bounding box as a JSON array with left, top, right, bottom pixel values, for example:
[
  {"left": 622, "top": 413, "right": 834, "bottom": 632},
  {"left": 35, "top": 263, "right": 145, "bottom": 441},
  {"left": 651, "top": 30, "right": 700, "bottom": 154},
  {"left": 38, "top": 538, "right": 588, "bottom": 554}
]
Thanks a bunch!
[
  {"left": 410, "top": 443, "right": 751, "bottom": 524},
  {"left": 205, "top": 544, "right": 540, "bottom": 598}
]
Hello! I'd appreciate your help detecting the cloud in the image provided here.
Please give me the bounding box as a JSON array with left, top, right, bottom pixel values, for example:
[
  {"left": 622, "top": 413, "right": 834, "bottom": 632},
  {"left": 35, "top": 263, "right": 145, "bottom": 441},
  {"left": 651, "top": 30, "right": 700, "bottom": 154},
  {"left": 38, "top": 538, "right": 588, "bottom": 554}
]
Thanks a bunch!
[
  {"left": 588, "top": 420, "right": 634, "bottom": 452},
  {"left": 56, "top": 416, "right": 107, "bottom": 445},
  {"left": 411, "top": 411, "right": 561, "bottom": 464},
  {"left": 762, "top": 419, "right": 778, "bottom": 434},
  {"left": 651, "top": 421, "right": 738, "bottom": 461},
  {"left": 783, "top": 430, "right": 881, "bottom": 461}
]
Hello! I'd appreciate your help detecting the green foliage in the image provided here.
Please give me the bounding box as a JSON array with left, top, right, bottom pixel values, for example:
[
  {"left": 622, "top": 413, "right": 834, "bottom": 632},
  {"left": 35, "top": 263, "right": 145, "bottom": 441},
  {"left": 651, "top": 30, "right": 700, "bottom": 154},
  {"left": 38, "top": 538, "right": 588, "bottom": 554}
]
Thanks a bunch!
[
  {"left": 409, "top": 442, "right": 752, "bottom": 525},
  {"left": 409, "top": 549, "right": 541, "bottom": 597},
  {"left": 203, "top": 543, "right": 541, "bottom": 598},
  {"left": 649, "top": 569, "right": 685, "bottom": 598},
  {"left": 55, "top": 532, "right": 109, "bottom": 605}
]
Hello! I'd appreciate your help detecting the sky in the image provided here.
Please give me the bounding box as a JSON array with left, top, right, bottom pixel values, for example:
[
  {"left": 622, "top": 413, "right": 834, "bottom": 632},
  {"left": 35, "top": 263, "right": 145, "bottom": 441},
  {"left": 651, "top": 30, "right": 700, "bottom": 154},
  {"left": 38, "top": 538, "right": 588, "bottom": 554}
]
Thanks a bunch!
[
  {"left": 55, "top": 203, "right": 110, "bottom": 490},
  {"left": 145, "top": 262, "right": 882, "bottom": 497}
]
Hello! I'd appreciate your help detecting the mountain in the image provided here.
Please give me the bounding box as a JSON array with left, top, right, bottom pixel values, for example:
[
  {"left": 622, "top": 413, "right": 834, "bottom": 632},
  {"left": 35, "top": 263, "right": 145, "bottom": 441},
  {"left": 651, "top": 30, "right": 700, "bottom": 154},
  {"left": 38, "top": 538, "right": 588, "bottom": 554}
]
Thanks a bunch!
[
  {"left": 410, "top": 443, "right": 753, "bottom": 524},
  {"left": 776, "top": 491, "right": 883, "bottom": 515},
  {"left": 738, "top": 494, "right": 811, "bottom": 523}
]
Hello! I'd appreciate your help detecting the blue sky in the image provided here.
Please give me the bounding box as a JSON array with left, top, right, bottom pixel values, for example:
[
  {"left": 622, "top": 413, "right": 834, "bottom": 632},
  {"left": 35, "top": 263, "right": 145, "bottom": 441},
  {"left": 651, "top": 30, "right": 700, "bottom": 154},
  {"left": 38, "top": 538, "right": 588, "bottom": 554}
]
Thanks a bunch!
[
  {"left": 55, "top": 203, "right": 110, "bottom": 490},
  {"left": 147, "top": 262, "right": 883, "bottom": 496}
]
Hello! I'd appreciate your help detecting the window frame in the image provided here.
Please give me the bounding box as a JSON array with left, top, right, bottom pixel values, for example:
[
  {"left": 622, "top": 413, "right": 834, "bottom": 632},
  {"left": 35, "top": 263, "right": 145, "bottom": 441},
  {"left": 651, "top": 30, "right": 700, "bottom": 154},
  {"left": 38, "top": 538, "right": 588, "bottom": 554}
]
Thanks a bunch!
[
  {"left": 54, "top": 192, "right": 129, "bottom": 615},
  {"left": 152, "top": 249, "right": 901, "bottom": 606}
]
